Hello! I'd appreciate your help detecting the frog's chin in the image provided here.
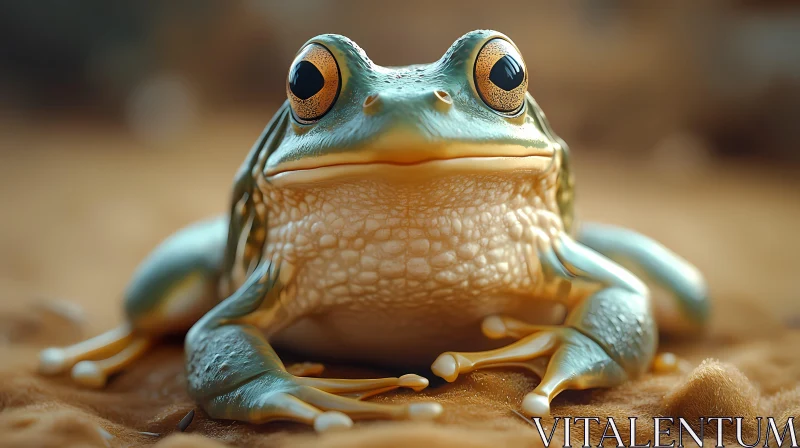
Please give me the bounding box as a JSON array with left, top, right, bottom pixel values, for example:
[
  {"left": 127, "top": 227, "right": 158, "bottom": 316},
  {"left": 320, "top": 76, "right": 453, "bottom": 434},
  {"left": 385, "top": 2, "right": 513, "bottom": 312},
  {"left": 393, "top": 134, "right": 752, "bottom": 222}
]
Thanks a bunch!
[{"left": 266, "top": 155, "right": 553, "bottom": 187}]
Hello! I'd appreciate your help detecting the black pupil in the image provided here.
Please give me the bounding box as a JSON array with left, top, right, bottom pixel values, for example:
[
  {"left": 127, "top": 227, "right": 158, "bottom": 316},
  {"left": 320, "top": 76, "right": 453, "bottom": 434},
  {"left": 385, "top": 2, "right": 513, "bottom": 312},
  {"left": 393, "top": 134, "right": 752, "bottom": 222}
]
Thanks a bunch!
[
  {"left": 289, "top": 60, "right": 324, "bottom": 100},
  {"left": 489, "top": 55, "right": 524, "bottom": 91}
]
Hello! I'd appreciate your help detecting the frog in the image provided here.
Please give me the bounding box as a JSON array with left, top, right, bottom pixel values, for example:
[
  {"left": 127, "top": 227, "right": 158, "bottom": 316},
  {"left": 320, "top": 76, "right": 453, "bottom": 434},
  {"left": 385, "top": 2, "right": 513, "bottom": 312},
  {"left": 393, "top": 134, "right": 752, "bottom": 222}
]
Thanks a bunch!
[{"left": 37, "top": 30, "right": 709, "bottom": 432}]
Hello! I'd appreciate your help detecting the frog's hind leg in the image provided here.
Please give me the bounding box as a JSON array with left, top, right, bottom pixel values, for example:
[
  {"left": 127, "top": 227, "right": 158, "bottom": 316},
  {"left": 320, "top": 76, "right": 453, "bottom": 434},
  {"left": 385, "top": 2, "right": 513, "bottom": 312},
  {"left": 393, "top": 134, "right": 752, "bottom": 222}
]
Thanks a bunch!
[
  {"left": 187, "top": 261, "right": 442, "bottom": 432},
  {"left": 577, "top": 222, "right": 710, "bottom": 332},
  {"left": 38, "top": 217, "right": 228, "bottom": 388}
]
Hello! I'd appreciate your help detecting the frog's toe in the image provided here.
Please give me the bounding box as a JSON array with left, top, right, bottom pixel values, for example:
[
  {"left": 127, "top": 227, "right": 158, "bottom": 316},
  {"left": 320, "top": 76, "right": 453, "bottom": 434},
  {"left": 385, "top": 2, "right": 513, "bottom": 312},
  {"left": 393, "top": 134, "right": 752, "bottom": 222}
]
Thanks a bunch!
[
  {"left": 292, "top": 384, "right": 443, "bottom": 422},
  {"left": 432, "top": 329, "right": 561, "bottom": 383},
  {"left": 38, "top": 347, "right": 70, "bottom": 375},
  {"left": 408, "top": 402, "right": 445, "bottom": 420},
  {"left": 71, "top": 360, "right": 107, "bottom": 388},
  {"left": 399, "top": 374, "right": 430, "bottom": 392},
  {"left": 202, "top": 373, "right": 442, "bottom": 431},
  {"left": 286, "top": 362, "right": 325, "bottom": 377},
  {"left": 480, "top": 315, "right": 551, "bottom": 339},
  {"left": 37, "top": 325, "right": 135, "bottom": 379},
  {"left": 480, "top": 315, "right": 508, "bottom": 339},
  {"left": 69, "top": 337, "right": 151, "bottom": 388},
  {"left": 521, "top": 392, "right": 551, "bottom": 417},
  {"left": 430, "top": 354, "right": 459, "bottom": 382},
  {"left": 651, "top": 352, "right": 682, "bottom": 374},
  {"left": 313, "top": 411, "right": 353, "bottom": 432},
  {"left": 294, "top": 372, "right": 430, "bottom": 399}
]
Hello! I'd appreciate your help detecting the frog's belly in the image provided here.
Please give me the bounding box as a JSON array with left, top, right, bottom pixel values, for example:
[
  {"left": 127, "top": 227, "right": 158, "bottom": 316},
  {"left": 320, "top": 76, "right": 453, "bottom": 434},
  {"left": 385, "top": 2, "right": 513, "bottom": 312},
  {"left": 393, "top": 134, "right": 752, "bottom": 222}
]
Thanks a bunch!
[
  {"left": 256, "top": 174, "right": 570, "bottom": 366},
  {"left": 271, "top": 295, "right": 565, "bottom": 368}
]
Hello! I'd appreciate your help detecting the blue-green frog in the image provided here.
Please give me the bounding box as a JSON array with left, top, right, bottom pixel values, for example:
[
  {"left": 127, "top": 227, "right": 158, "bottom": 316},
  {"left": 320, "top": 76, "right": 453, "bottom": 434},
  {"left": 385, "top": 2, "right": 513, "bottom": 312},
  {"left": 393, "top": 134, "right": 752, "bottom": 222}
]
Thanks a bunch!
[{"left": 38, "top": 30, "right": 709, "bottom": 432}]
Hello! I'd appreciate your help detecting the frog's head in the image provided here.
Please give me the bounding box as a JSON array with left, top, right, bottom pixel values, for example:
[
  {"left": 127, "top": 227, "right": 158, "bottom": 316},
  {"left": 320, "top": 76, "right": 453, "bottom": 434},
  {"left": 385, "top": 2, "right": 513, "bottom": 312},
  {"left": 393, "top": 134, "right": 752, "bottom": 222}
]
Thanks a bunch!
[{"left": 259, "top": 30, "right": 569, "bottom": 193}]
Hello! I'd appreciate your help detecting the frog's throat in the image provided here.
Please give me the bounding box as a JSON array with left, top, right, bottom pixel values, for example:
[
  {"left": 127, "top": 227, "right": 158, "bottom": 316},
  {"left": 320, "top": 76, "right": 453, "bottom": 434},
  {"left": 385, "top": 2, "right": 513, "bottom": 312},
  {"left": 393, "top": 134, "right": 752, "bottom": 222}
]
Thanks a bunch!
[{"left": 265, "top": 143, "right": 555, "bottom": 187}]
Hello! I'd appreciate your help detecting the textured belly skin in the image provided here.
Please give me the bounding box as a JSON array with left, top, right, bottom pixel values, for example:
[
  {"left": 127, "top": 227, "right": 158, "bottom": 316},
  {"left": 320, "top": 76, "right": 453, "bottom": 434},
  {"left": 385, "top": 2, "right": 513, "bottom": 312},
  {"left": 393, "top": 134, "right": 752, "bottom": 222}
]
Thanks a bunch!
[{"left": 249, "top": 171, "right": 569, "bottom": 366}]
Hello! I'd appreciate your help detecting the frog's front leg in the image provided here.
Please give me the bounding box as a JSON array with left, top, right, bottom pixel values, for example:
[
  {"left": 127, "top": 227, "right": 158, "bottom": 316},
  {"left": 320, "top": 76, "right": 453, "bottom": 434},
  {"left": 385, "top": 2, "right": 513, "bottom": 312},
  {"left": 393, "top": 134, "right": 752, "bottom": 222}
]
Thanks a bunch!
[
  {"left": 186, "top": 260, "right": 442, "bottom": 432},
  {"left": 431, "top": 233, "right": 657, "bottom": 416}
]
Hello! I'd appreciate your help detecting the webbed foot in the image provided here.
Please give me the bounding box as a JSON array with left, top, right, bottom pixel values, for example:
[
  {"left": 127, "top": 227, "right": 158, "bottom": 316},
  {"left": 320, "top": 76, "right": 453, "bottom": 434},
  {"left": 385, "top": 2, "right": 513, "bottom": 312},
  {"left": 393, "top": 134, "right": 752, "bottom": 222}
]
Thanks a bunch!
[
  {"left": 432, "top": 286, "right": 656, "bottom": 417},
  {"left": 199, "top": 361, "right": 441, "bottom": 431},
  {"left": 432, "top": 317, "right": 624, "bottom": 416},
  {"left": 185, "top": 258, "right": 443, "bottom": 431},
  {"left": 38, "top": 325, "right": 153, "bottom": 388}
]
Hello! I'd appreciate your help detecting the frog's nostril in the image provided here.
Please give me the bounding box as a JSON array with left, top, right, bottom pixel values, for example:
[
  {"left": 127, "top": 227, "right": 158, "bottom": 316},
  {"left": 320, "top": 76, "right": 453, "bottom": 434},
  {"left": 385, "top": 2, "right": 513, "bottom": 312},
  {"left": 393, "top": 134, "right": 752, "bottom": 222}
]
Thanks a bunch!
[
  {"left": 433, "top": 90, "right": 452, "bottom": 111},
  {"left": 434, "top": 90, "right": 452, "bottom": 104},
  {"left": 362, "top": 93, "right": 382, "bottom": 115}
]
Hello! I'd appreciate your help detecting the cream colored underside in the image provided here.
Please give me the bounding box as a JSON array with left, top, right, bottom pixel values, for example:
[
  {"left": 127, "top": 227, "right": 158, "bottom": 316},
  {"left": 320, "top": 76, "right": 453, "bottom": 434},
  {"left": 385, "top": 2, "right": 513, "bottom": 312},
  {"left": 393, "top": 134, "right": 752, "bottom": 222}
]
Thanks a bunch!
[{"left": 241, "top": 167, "right": 588, "bottom": 367}]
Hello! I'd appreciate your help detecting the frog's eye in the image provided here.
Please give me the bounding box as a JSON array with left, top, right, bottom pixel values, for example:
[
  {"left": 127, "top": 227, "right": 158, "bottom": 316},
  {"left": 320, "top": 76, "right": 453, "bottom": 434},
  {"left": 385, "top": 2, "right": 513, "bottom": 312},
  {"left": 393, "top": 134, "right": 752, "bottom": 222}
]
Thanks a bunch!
[
  {"left": 473, "top": 38, "right": 528, "bottom": 114},
  {"left": 287, "top": 43, "right": 341, "bottom": 123}
]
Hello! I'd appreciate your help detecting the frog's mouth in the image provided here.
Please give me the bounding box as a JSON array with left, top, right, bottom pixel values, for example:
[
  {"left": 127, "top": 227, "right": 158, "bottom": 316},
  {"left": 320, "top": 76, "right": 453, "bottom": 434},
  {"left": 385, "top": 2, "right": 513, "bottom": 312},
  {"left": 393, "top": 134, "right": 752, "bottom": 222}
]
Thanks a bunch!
[{"left": 265, "top": 142, "right": 555, "bottom": 186}]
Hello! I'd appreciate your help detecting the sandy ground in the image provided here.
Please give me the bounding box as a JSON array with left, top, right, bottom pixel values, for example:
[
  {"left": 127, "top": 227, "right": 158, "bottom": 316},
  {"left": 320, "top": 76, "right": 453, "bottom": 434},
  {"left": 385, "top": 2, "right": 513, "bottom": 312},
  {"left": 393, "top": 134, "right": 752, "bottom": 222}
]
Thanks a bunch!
[{"left": 0, "top": 115, "right": 799, "bottom": 447}]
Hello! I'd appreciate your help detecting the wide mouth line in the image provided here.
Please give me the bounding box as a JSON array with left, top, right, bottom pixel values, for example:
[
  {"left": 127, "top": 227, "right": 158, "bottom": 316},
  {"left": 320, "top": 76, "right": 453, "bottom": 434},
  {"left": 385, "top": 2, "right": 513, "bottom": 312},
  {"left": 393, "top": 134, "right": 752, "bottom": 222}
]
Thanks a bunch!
[{"left": 266, "top": 153, "right": 552, "bottom": 177}]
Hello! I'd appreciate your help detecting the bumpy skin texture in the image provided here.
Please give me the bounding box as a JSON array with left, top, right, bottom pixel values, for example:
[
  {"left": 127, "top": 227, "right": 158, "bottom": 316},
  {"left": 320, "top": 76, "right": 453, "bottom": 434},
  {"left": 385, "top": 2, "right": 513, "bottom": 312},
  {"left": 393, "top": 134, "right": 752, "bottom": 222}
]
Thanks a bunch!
[
  {"left": 38, "top": 30, "right": 709, "bottom": 431},
  {"left": 259, "top": 174, "right": 568, "bottom": 365}
]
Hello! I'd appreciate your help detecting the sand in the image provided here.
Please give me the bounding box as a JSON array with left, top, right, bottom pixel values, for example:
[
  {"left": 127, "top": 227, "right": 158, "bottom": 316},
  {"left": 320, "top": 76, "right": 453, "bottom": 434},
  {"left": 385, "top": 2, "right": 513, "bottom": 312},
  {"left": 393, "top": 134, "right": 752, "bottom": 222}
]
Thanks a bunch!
[{"left": 1, "top": 116, "right": 798, "bottom": 447}]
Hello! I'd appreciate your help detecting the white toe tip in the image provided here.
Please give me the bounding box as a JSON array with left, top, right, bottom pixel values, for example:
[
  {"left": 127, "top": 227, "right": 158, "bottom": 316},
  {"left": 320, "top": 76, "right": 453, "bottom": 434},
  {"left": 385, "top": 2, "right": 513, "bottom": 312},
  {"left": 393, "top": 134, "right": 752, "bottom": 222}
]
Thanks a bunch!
[
  {"left": 38, "top": 348, "right": 69, "bottom": 375},
  {"left": 314, "top": 411, "right": 353, "bottom": 432},
  {"left": 398, "top": 374, "right": 429, "bottom": 391},
  {"left": 408, "top": 402, "right": 444, "bottom": 420},
  {"left": 71, "top": 361, "right": 107, "bottom": 388},
  {"left": 431, "top": 354, "right": 458, "bottom": 382},
  {"left": 522, "top": 393, "right": 551, "bottom": 417},
  {"left": 482, "top": 315, "right": 507, "bottom": 339}
]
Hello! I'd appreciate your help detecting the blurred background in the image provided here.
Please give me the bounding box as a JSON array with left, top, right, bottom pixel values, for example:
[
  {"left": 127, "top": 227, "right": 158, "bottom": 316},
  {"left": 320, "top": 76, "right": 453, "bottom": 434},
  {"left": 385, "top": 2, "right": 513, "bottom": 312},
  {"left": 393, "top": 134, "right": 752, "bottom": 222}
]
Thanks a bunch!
[
  {"left": 3, "top": 0, "right": 800, "bottom": 158},
  {"left": 0, "top": 1, "right": 798, "bottom": 331}
]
